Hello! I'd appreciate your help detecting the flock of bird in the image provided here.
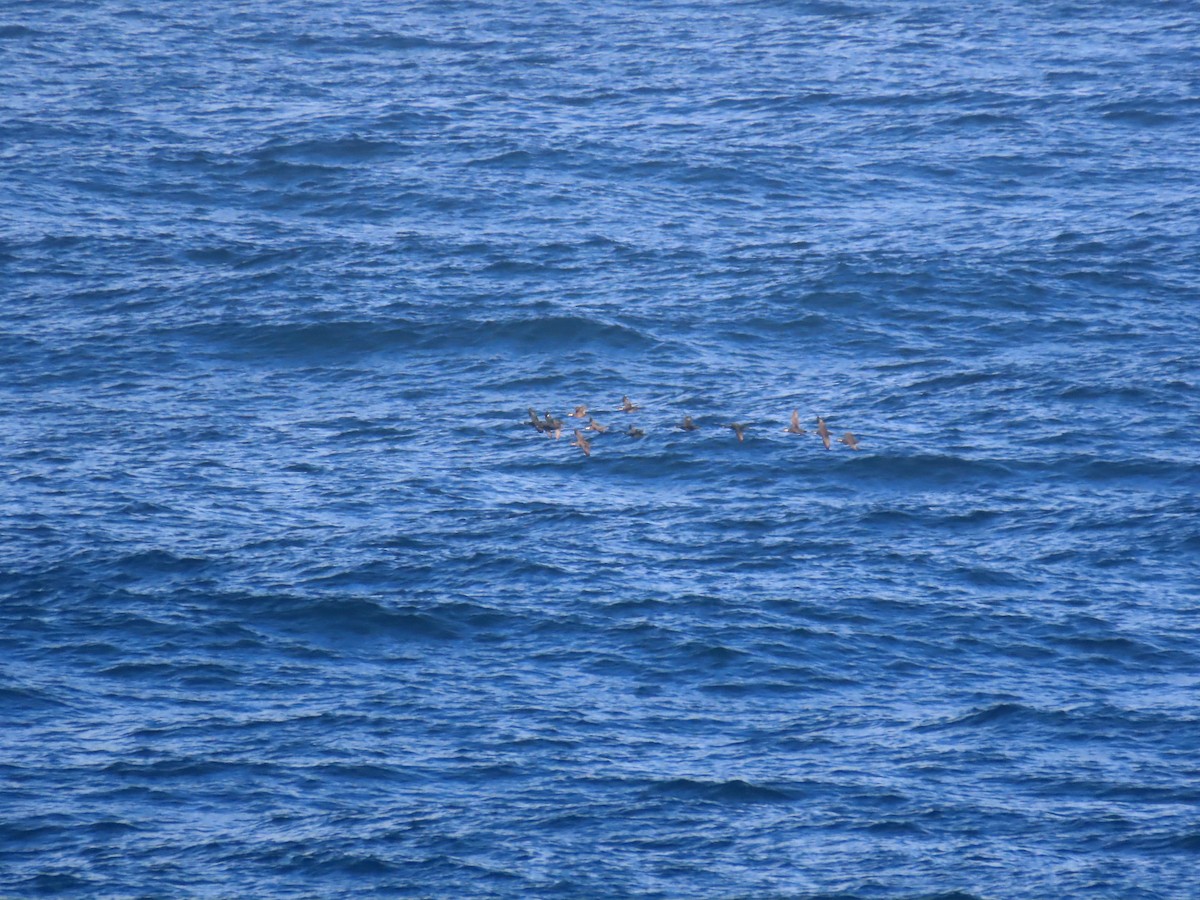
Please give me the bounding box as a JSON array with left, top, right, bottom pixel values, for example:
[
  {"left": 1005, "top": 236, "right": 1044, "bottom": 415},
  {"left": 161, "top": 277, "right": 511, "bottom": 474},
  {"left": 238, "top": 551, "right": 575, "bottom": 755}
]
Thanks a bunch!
[{"left": 526, "top": 396, "right": 862, "bottom": 457}]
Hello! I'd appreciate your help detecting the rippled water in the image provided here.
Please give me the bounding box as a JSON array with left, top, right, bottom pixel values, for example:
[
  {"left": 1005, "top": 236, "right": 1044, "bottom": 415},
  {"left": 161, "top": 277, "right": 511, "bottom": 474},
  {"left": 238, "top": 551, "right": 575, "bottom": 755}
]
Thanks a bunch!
[{"left": 3, "top": 1, "right": 1199, "bottom": 897}]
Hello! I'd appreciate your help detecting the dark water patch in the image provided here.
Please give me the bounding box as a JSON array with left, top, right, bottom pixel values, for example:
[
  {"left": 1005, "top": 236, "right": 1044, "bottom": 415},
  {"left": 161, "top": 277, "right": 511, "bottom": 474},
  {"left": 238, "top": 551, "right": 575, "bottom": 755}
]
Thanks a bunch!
[
  {"left": 1098, "top": 104, "right": 1180, "bottom": 126},
  {"left": 468, "top": 149, "right": 554, "bottom": 169},
  {"left": 914, "top": 702, "right": 1069, "bottom": 733},
  {"left": 856, "top": 817, "right": 928, "bottom": 836},
  {"left": 469, "top": 315, "right": 657, "bottom": 352},
  {"left": 178, "top": 319, "right": 425, "bottom": 359},
  {"left": 175, "top": 314, "right": 658, "bottom": 360},
  {"left": 251, "top": 134, "right": 404, "bottom": 165},
  {"left": 80, "top": 817, "right": 143, "bottom": 837},
  {"left": 643, "top": 777, "right": 801, "bottom": 805},
  {"left": 1154, "top": 830, "right": 1200, "bottom": 851},
  {"left": 940, "top": 111, "right": 1028, "bottom": 130},
  {"left": 1057, "top": 382, "right": 1155, "bottom": 403},
  {"left": 242, "top": 158, "right": 347, "bottom": 189},
  {"left": 13, "top": 872, "right": 99, "bottom": 894},
  {"left": 359, "top": 32, "right": 501, "bottom": 54},
  {"left": 786, "top": 1, "right": 881, "bottom": 20},
  {"left": 950, "top": 564, "right": 1038, "bottom": 590},
  {"left": 100, "top": 757, "right": 283, "bottom": 781},
  {"left": 248, "top": 595, "right": 460, "bottom": 642},
  {"left": 0, "top": 24, "right": 42, "bottom": 39},
  {"left": 109, "top": 549, "right": 213, "bottom": 579},
  {"left": 0, "top": 684, "right": 72, "bottom": 712},
  {"left": 701, "top": 671, "right": 854, "bottom": 694},
  {"left": 319, "top": 417, "right": 405, "bottom": 442},
  {"left": 302, "top": 762, "right": 417, "bottom": 785},
  {"left": 97, "top": 660, "right": 242, "bottom": 688},
  {"left": 840, "top": 452, "right": 1013, "bottom": 486},
  {"left": 1072, "top": 455, "right": 1196, "bottom": 484},
  {"left": 479, "top": 258, "right": 577, "bottom": 277},
  {"left": 1048, "top": 633, "right": 1165, "bottom": 666},
  {"left": 904, "top": 369, "right": 1010, "bottom": 391}
]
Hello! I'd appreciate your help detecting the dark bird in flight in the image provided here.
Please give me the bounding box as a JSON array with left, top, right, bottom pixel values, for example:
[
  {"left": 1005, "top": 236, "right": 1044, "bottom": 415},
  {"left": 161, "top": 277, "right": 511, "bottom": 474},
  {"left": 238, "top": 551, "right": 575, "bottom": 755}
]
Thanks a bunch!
[
  {"left": 786, "top": 409, "right": 805, "bottom": 434},
  {"left": 816, "top": 416, "right": 831, "bottom": 450},
  {"left": 839, "top": 431, "right": 861, "bottom": 450},
  {"left": 571, "top": 429, "right": 591, "bottom": 456}
]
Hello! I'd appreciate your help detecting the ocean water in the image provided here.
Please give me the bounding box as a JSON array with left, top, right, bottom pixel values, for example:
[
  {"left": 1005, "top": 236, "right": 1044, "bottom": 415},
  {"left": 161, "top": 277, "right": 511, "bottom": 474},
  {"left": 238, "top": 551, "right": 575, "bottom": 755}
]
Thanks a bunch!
[{"left": 2, "top": 0, "right": 1199, "bottom": 896}]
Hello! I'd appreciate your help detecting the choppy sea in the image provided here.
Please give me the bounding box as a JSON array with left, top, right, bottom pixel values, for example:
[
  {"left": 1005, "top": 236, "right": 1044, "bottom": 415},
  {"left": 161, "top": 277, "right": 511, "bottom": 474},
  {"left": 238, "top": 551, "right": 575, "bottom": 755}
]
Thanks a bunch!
[{"left": 3, "top": 1, "right": 1199, "bottom": 897}]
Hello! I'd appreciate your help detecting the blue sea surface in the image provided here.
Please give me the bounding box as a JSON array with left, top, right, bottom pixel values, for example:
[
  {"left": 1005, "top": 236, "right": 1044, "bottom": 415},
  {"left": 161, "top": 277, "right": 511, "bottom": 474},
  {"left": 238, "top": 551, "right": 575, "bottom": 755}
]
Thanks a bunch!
[{"left": 2, "top": 1, "right": 1199, "bottom": 897}]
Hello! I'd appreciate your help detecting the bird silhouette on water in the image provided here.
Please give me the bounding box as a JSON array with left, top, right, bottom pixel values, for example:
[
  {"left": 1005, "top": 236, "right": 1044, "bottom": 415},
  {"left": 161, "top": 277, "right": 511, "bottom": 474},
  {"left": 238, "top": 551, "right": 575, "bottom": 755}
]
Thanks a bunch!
[
  {"left": 620, "top": 395, "right": 641, "bottom": 412},
  {"left": 786, "top": 409, "right": 805, "bottom": 434},
  {"left": 839, "top": 431, "right": 861, "bottom": 450},
  {"left": 816, "top": 416, "right": 831, "bottom": 450},
  {"left": 585, "top": 417, "right": 608, "bottom": 433},
  {"left": 678, "top": 415, "right": 698, "bottom": 431},
  {"left": 728, "top": 423, "right": 747, "bottom": 442}
]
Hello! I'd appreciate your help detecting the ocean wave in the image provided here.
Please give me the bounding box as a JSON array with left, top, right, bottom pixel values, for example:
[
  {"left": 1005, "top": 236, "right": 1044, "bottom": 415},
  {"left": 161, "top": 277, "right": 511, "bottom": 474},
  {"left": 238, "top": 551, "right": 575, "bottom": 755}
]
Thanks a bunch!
[
  {"left": 643, "top": 777, "right": 801, "bottom": 804},
  {"left": 250, "top": 134, "right": 403, "bottom": 164},
  {"left": 844, "top": 452, "right": 1014, "bottom": 484},
  {"left": 913, "top": 702, "right": 1070, "bottom": 732},
  {"left": 0, "top": 24, "right": 42, "bottom": 39},
  {"left": 175, "top": 313, "right": 658, "bottom": 360},
  {"left": 5, "top": 0, "right": 1200, "bottom": 896},
  {"left": 248, "top": 595, "right": 460, "bottom": 640}
]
